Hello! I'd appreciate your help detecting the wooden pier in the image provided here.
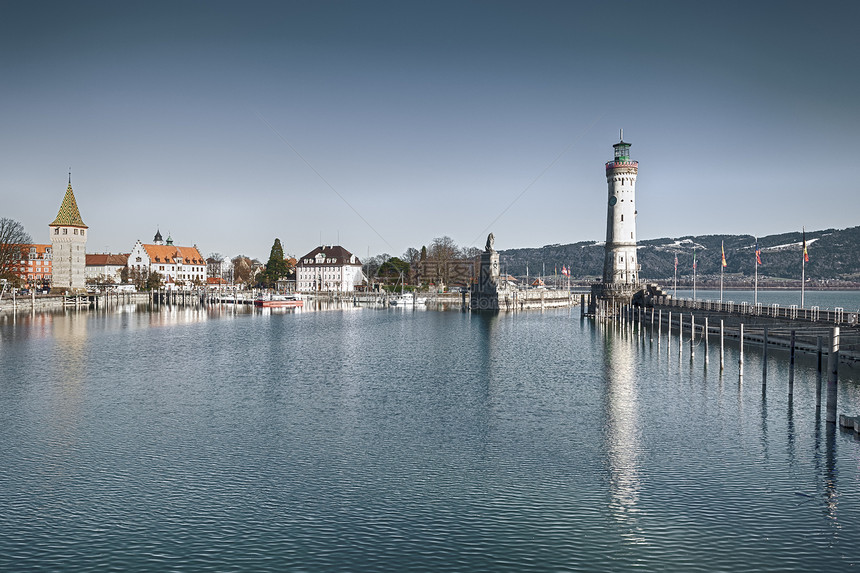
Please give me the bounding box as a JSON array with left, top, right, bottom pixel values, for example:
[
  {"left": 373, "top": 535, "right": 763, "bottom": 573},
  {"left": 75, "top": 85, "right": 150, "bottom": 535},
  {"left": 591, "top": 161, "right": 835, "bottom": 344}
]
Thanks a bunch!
[{"left": 594, "top": 295, "right": 860, "bottom": 429}]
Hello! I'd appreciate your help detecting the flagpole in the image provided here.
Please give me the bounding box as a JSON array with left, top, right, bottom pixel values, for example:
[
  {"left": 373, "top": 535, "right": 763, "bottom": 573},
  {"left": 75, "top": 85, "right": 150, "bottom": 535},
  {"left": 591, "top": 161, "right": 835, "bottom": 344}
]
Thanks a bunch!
[
  {"left": 693, "top": 247, "right": 697, "bottom": 301},
  {"left": 801, "top": 257, "right": 805, "bottom": 308},
  {"left": 754, "top": 237, "right": 758, "bottom": 306},
  {"left": 673, "top": 253, "right": 677, "bottom": 299},
  {"left": 720, "top": 240, "right": 725, "bottom": 304},
  {"left": 801, "top": 227, "right": 806, "bottom": 308}
]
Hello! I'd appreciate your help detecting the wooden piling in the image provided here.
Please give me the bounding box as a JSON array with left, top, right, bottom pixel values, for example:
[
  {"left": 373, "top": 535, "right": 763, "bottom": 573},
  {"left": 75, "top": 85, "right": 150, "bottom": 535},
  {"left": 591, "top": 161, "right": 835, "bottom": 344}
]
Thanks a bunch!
[
  {"left": 720, "top": 319, "right": 724, "bottom": 371},
  {"left": 667, "top": 311, "right": 672, "bottom": 357},
  {"left": 816, "top": 336, "right": 823, "bottom": 409},
  {"left": 650, "top": 307, "right": 655, "bottom": 343},
  {"left": 704, "top": 317, "right": 709, "bottom": 366},
  {"left": 690, "top": 314, "right": 695, "bottom": 360},
  {"left": 826, "top": 327, "right": 840, "bottom": 424},
  {"left": 788, "top": 330, "right": 796, "bottom": 396},
  {"left": 678, "top": 313, "right": 683, "bottom": 360},
  {"left": 762, "top": 326, "right": 768, "bottom": 391},
  {"left": 739, "top": 323, "right": 744, "bottom": 379}
]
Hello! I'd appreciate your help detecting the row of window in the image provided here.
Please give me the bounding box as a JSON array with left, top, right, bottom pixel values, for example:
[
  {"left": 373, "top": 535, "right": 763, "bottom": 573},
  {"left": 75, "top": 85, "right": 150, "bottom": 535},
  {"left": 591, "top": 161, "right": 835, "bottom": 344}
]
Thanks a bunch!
[{"left": 53, "top": 228, "right": 85, "bottom": 235}]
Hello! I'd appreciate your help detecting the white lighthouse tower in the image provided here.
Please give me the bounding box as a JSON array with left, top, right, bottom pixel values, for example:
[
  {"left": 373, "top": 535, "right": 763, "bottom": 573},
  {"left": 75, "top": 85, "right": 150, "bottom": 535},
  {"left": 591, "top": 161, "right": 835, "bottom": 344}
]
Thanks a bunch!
[{"left": 593, "top": 131, "right": 641, "bottom": 306}]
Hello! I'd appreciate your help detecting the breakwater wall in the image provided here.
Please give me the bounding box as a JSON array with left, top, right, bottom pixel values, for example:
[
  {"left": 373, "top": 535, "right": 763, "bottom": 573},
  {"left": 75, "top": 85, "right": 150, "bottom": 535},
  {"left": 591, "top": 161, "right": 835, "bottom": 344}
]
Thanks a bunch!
[{"left": 0, "top": 291, "right": 150, "bottom": 313}]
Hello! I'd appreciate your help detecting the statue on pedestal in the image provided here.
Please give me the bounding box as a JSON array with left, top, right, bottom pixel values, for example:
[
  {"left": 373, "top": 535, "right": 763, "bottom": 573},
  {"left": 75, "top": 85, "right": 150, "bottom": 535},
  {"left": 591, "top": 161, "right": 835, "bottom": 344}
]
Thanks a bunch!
[{"left": 485, "top": 233, "right": 495, "bottom": 253}]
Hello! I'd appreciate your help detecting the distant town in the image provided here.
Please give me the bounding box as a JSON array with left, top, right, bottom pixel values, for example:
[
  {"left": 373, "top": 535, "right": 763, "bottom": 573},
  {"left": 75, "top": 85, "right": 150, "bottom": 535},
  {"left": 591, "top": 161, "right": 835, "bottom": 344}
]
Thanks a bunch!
[{"left": 3, "top": 143, "right": 859, "bottom": 298}]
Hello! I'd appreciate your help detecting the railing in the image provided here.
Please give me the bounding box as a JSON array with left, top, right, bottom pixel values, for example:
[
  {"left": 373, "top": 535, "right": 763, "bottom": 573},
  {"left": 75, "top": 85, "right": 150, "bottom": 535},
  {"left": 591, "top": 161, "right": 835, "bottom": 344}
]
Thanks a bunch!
[
  {"left": 655, "top": 297, "right": 859, "bottom": 326},
  {"left": 605, "top": 160, "right": 639, "bottom": 170}
]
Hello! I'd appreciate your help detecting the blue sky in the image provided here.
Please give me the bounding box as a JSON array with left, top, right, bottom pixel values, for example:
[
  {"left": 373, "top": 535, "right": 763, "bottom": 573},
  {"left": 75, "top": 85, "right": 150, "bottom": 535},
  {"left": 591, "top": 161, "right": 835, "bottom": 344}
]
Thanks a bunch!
[{"left": 2, "top": 1, "right": 857, "bottom": 261}]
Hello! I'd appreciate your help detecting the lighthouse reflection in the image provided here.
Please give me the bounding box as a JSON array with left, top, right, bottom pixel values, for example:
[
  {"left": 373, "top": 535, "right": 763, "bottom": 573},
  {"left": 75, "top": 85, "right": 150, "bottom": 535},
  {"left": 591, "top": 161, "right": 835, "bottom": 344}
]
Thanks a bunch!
[{"left": 602, "top": 330, "right": 644, "bottom": 541}]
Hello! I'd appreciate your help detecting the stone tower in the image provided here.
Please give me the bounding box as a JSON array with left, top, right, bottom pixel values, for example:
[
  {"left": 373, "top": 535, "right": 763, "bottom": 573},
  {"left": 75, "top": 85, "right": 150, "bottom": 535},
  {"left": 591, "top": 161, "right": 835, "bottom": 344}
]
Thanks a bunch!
[
  {"left": 592, "top": 132, "right": 641, "bottom": 307},
  {"left": 49, "top": 176, "right": 88, "bottom": 293}
]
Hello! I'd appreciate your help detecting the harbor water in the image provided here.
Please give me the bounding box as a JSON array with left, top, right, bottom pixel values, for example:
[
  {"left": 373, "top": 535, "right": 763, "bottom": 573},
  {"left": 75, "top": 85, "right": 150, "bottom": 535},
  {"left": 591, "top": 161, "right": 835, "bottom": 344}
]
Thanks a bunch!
[{"left": 2, "top": 303, "right": 860, "bottom": 571}]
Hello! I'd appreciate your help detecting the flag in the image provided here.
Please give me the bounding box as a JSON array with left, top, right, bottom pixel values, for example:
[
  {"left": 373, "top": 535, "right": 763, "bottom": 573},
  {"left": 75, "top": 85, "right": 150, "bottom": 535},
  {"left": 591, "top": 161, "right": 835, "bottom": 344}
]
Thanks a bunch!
[
  {"left": 802, "top": 229, "right": 809, "bottom": 262},
  {"left": 693, "top": 247, "right": 697, "bottom": 270},
  {"left": 562, "top": 265, "right": 570, "bottom": 277},
  {"left": 755, "top": 239, "right": 762, "bottom": 265},
  {"left": 721, "top": 241, "right": 727, "bottom": 267}
]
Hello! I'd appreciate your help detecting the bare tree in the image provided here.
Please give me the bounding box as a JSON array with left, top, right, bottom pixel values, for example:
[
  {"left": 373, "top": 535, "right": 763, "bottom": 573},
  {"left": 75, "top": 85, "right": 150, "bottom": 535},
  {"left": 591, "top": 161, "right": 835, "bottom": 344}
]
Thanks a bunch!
[
  {"left": 426, "top": 236, "right": 460, "bottom": 286},
  {"left": 428, "top": 236, "right": 459, "bottom": 262},
  {"left": 232, "top": 255, "right": 252, "bottom": 284},
  {"left": 460, "top": 246, "right": 482, "bottom": 259},
  {"left": 0, "top": 218, "right": 32, "bottom": 279},
  {"left": 403, "top": 247, "right": 421, "bottom": 283}
]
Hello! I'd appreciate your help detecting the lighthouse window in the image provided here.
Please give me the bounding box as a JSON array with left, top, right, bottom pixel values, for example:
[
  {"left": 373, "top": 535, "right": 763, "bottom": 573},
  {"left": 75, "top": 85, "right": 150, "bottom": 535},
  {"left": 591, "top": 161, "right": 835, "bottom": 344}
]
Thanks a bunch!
[{"left": 621, "top": 215, "right": 624, "bottom": 221}]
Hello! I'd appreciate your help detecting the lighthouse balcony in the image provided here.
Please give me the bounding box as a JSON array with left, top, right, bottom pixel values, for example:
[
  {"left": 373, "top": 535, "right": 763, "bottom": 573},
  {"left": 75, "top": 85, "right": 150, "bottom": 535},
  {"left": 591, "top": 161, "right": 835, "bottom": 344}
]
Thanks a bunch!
[{"left": 605, "top": 160, "right": 638, "bottom": 171}]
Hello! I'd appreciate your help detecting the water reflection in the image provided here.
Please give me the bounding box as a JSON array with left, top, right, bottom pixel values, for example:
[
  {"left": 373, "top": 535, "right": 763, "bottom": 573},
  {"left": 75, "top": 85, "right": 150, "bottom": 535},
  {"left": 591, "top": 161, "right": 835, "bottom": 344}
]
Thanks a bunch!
[{"left": 602, "top": 331, "right": 643, "bottom": 542}]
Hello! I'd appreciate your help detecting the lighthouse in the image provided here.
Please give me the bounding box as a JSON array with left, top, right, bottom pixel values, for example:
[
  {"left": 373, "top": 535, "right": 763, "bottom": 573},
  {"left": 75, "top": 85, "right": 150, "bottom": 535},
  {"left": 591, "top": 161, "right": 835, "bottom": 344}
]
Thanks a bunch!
[{"left": 592, "top": 131, "right": 641, "bottom": 308}]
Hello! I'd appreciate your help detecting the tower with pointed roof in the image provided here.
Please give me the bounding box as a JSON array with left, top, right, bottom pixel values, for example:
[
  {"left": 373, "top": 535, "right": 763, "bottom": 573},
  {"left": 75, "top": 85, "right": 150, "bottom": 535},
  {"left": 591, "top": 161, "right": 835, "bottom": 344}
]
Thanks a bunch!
[{"left": 49, "top": 176, "right": 88, "bottom": 293}]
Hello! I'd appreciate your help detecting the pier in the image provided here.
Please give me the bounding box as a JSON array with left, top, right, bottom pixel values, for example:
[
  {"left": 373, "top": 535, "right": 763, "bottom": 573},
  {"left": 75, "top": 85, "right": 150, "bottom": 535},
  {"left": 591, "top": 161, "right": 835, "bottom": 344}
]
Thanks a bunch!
[{"left": 592, "top": 294, "right": 860, "bottom": 429}]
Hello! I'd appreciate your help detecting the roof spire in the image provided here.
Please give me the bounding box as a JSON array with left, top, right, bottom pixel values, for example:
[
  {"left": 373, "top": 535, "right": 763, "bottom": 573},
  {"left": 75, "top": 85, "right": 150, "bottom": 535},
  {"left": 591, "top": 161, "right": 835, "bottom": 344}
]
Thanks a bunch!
[
  {"left": 620, "top": 128, "right": 623, "bottom": 142},
  {"left": 51, "top": 174, "right": 87, "bottom": 228}
]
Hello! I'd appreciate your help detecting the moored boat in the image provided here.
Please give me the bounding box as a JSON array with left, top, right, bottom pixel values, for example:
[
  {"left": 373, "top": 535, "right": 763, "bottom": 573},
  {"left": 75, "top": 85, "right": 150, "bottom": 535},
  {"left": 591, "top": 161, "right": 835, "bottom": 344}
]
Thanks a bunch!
[{"left": 254, "top": 294, "right": 303, "bottom": 308}]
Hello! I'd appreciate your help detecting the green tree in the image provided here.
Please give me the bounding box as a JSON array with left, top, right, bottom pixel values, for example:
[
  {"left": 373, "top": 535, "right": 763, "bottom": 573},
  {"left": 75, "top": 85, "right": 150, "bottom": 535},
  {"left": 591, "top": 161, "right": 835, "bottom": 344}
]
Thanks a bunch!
[
  {"left": 145, "top": 271, "right": 163, "bottom": 291},
  {"left": 262, "top": 238, "right": 289, "bottom": 287},
  {"left": 378, "top": 257, "right": 410, "bottom": 284}
]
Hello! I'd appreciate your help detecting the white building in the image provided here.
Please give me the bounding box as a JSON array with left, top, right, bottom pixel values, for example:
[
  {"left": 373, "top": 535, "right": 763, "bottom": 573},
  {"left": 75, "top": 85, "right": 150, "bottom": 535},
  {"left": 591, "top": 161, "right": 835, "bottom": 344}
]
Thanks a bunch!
[
  {"left": 296, "top": 245, "right": 364, "bottom": 292},
  {"left": 206, "top": 257, "right": 232, "bottom": 282},
  {"left": 49, "top": 177, "right": 88, "bottom": 293},
  {"left": 128, "top": 231, "right": 207, "bottom": 289},
  {"left": 85, "top": 253, "right": 129, "bottom": 283}
]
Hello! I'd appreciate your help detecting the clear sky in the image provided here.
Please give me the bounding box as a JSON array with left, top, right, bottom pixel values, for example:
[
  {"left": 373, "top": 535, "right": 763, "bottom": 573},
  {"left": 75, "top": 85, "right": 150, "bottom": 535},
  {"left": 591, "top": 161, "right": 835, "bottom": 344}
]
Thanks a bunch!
[{"left": 2, "top": 1, "right": 857, "bottom": 261}]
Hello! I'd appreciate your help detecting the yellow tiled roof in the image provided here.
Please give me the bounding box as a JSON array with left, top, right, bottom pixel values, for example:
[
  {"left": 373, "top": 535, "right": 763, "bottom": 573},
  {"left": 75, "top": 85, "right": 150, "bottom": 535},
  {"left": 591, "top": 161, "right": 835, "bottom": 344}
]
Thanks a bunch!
[{"left": 50, "top": 182, "right": 87, "bottom": 228}]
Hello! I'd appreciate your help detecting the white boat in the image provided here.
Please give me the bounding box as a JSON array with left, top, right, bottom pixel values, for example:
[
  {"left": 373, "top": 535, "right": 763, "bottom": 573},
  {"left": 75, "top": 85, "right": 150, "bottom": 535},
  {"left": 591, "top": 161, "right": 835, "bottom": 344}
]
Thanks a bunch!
[{"left": 390, "top": 293, "right": 427, "bottom": 306}]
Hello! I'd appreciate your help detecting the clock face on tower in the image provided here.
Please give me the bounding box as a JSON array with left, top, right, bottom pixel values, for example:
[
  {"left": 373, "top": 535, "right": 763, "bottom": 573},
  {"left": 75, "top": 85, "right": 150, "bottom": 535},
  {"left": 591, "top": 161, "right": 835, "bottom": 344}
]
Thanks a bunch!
[{"left": 609, "top": 196, "right": 617, "bottom": 206}]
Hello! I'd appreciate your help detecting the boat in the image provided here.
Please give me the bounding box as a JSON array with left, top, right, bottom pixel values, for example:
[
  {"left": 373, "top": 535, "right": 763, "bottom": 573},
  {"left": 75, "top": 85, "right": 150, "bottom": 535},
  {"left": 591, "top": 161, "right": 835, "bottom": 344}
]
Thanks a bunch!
[
  {"left": 389, "top": 293, "right": 427, "bottom": 307},
  {"left": 254, "top": 293, "right": 304, "bottom": 308},
  {"left": 388, "top": 272, "right": 427, "bottom": 307}
]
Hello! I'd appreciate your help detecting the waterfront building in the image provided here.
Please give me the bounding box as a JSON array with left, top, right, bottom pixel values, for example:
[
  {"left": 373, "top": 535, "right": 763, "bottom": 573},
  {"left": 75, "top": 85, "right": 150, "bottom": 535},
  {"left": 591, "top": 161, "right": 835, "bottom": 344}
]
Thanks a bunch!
[
  {"left": 49, "top": 177, "right": 88, "bottom": 293},
  {"left": 8, "top": 244, "right": 52, "bottom": 287},
  {"left": 592, "top": 132, "right": 641, "bottom": 305},
  {"left": 206, "top": 256, "right": 232, "bottom": 282},
  {"left": 296, "top": 245, "right": 363, "bottom": 292},
  {"left": 85, "top": 253, "right": 129, "bottom": 284},
  {"left": 128, "top": 230, "right": 207, "bottom": 289}
]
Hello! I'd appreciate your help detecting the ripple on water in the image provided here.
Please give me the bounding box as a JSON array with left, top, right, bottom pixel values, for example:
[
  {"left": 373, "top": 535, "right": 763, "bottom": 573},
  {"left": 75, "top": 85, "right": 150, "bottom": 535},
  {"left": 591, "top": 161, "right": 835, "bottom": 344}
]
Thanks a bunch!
[{"left": 1, "top": 308, "right": 859, "bottom": 571}]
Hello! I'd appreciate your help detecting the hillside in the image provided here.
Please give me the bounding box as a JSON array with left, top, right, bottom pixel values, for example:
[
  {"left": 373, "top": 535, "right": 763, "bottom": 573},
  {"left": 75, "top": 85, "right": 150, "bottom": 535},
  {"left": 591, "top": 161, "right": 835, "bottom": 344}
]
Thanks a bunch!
[{"left": 498, "top": 226, "right": 860, "bottom": 284}]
